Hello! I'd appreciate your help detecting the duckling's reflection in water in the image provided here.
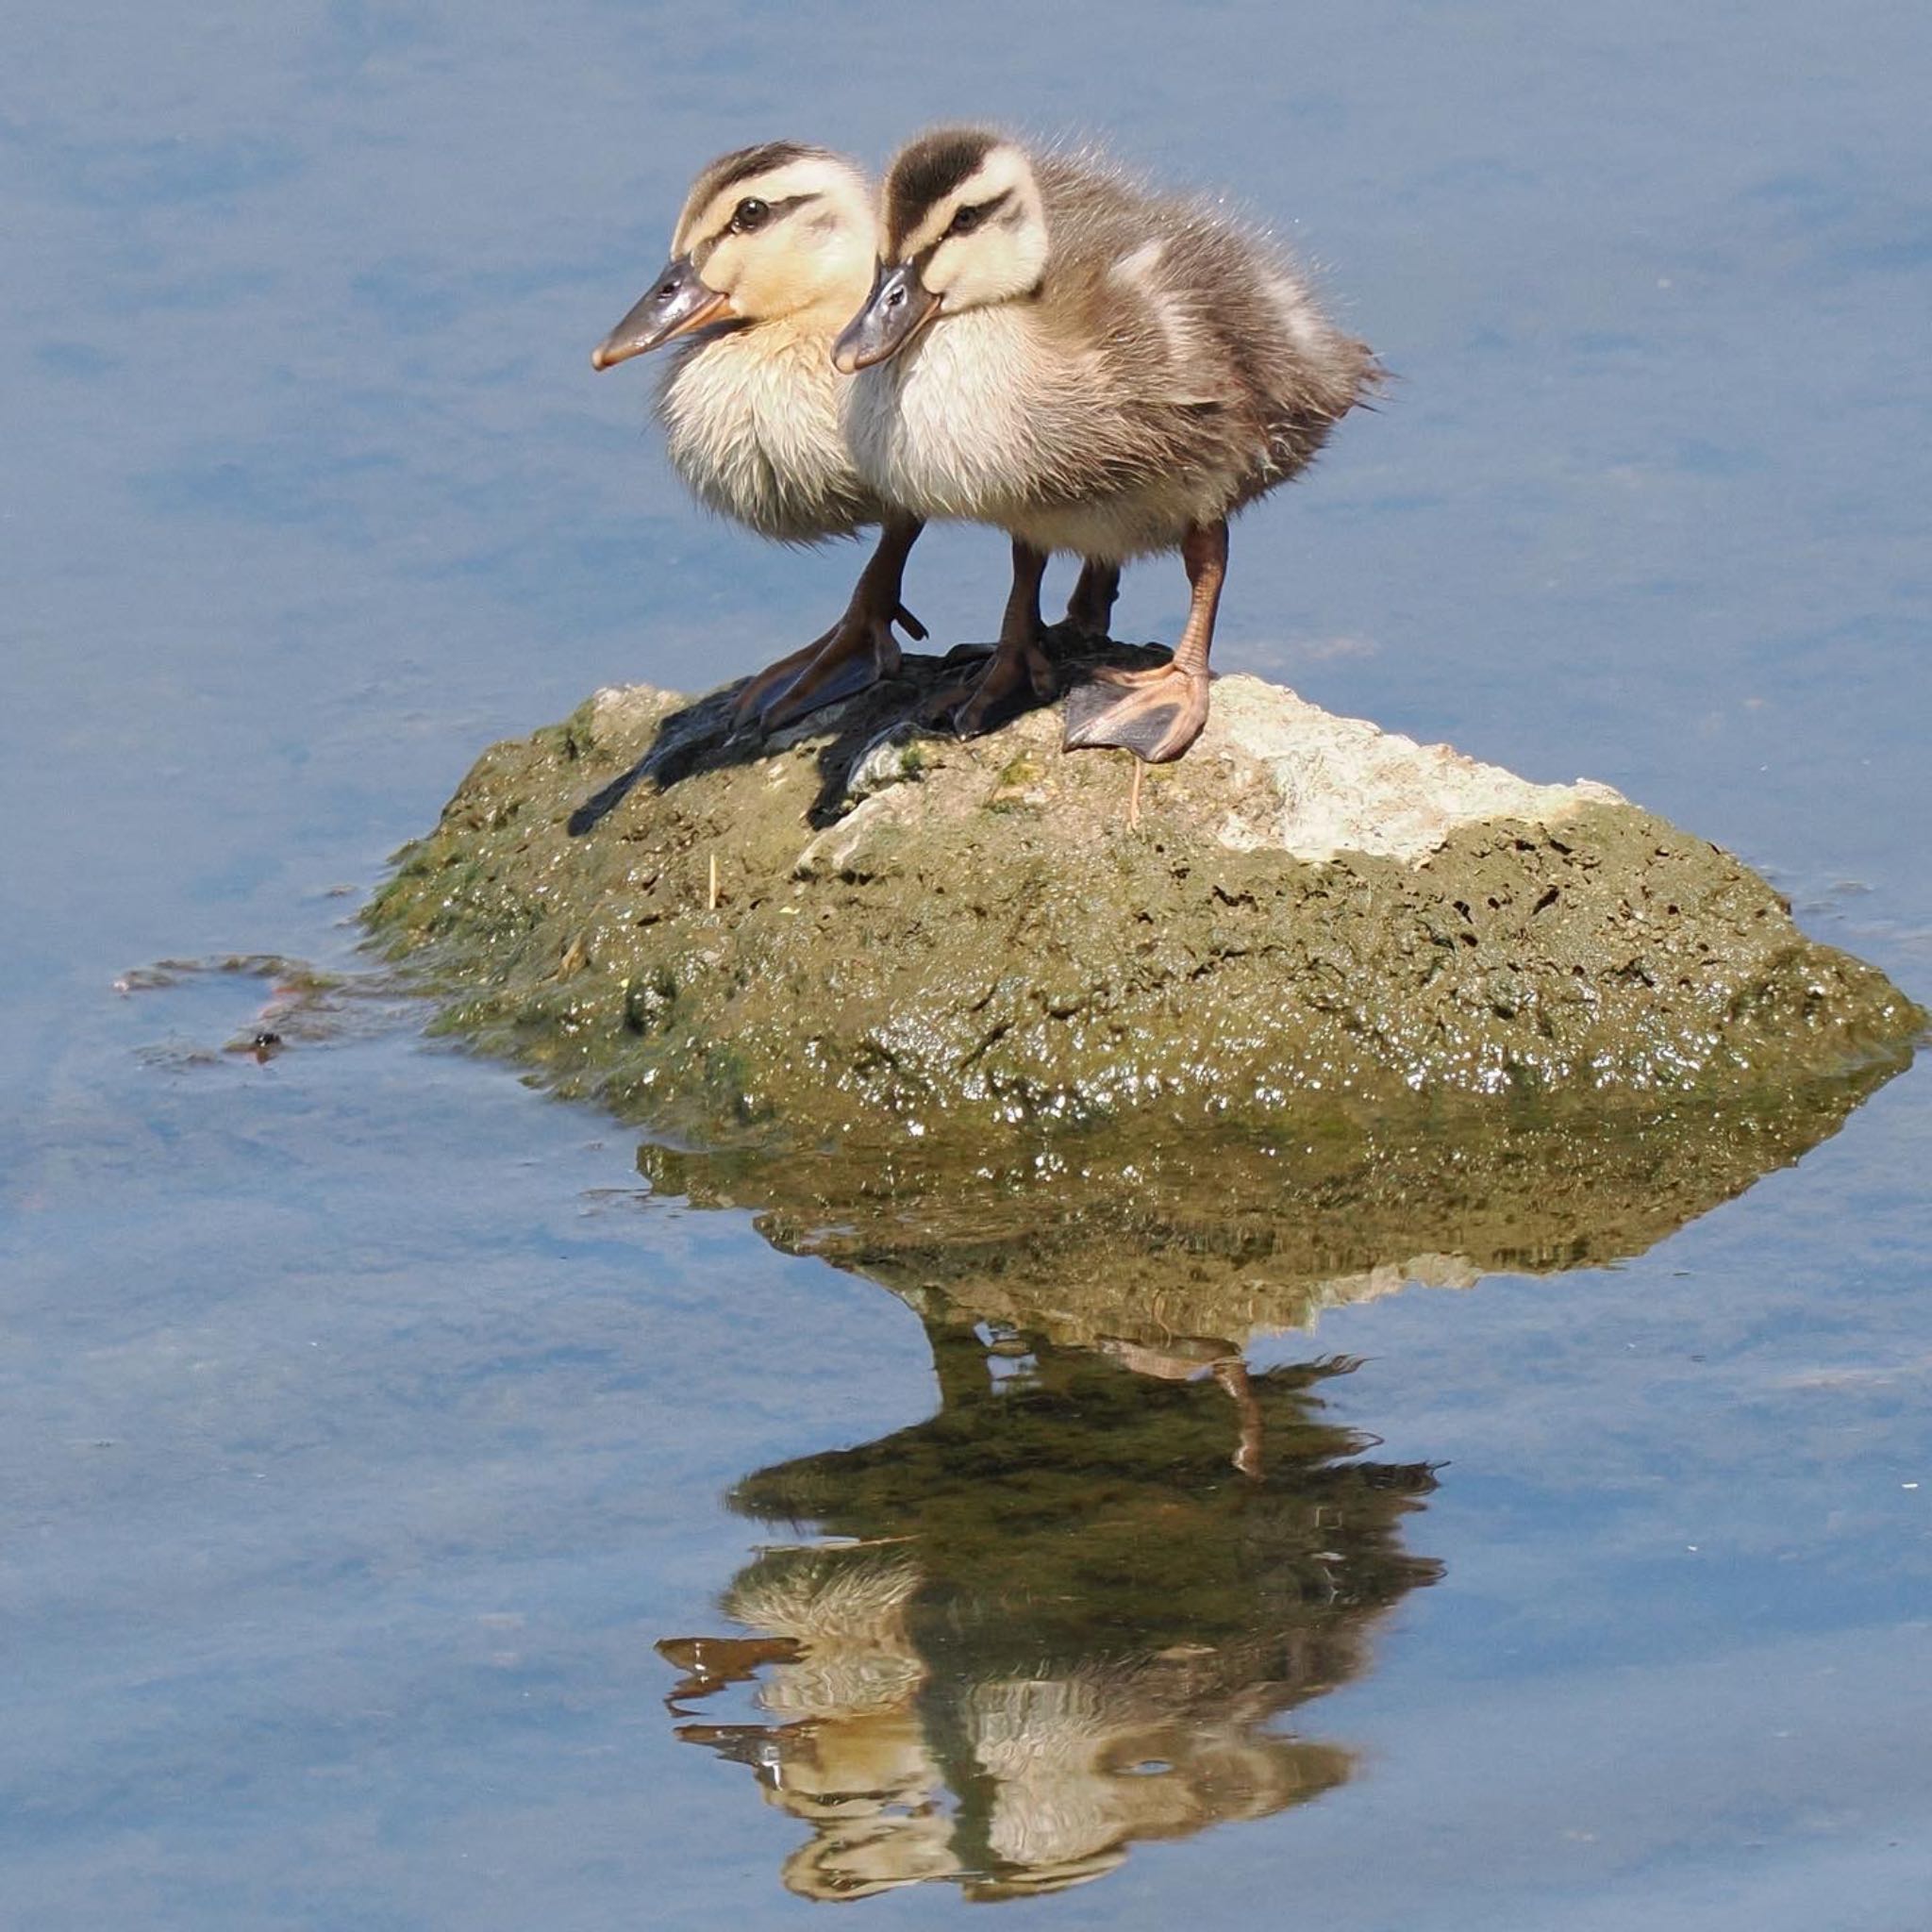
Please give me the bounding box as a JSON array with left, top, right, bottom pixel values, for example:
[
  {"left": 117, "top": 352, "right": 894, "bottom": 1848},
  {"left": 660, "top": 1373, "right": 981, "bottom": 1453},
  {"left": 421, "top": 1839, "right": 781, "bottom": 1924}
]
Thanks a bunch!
[{"left": 658, "top": 1325, "right": 1441, "bottom": 1901}]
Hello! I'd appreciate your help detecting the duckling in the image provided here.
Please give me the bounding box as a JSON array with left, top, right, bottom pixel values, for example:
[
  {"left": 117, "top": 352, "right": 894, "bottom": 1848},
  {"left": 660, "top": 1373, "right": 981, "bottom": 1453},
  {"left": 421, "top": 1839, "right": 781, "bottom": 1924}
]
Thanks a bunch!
[
  {"left": 592, "top": 142, "right": 926, "bottom": 730},
  {"left": 835, "top": 130, "right": 1374, "bottom": 767}
]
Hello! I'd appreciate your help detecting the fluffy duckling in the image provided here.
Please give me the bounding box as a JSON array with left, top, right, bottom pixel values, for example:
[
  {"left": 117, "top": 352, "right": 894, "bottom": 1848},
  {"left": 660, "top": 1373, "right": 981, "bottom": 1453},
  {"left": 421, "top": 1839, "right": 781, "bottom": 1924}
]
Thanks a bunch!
[
  {"left": 835, "top": 130, "right": 1374, "bottom": 765},
  {"left": 592, "top": 142, "right": 926, "bottom": 730}
]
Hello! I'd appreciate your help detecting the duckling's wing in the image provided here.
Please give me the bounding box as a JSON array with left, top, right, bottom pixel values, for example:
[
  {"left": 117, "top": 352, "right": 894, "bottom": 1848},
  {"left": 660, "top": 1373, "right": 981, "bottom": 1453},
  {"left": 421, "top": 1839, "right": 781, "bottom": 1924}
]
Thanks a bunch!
[{"left": 1034, "top": 157, "right": 1372, "bottom": 504}]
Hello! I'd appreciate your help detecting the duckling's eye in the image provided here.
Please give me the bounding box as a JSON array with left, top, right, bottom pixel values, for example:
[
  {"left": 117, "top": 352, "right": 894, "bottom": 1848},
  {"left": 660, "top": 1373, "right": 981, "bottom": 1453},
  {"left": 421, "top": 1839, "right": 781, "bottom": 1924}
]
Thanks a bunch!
[
  {"left": 731, "top": 198, "right": 770, "bottom": 234},
  {"left": 947, "top": 203, "right": 985, "bottom": 237}
]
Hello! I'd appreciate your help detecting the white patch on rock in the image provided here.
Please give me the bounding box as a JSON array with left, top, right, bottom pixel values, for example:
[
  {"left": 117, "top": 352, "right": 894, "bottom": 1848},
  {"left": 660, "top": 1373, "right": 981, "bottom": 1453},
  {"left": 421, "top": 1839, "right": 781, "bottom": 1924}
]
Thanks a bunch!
[
  {"left": 793, "top": 791, "right": 894, "bottom": 880},
  {"left": 1204, "top": 675, "right": 1624, "bottom": 864},
  {"left": 589, "top": 685, "right": 677, "bottom": 742}
]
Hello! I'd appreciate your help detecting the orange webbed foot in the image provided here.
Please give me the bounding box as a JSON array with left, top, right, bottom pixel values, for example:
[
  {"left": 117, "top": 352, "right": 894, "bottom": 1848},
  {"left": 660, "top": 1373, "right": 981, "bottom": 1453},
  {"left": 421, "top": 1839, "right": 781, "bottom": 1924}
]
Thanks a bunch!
[{"left": 1062, "top": 659, "right": 1210, "bottom": 764}]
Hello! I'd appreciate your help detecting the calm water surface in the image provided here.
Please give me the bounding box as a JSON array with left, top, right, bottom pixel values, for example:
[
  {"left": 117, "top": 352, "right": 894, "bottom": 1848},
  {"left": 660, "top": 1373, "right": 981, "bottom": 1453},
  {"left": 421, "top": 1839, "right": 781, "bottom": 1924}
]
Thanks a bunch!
[{"left": 5, "top": 4, "right": 1930, "bottom": 1927}]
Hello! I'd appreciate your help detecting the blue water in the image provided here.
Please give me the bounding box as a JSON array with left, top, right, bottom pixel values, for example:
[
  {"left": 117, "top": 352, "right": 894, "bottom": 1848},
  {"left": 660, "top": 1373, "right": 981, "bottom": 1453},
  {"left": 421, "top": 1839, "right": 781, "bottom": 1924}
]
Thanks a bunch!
[{"left": 5, "top": 3, "right": 1930, "bottom": 1927}]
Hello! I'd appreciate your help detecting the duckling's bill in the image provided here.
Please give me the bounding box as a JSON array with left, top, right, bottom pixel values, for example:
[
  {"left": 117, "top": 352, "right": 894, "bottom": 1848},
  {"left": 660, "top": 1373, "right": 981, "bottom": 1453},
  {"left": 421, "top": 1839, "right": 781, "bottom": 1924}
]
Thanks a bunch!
[
  {"left": 831, "top": 262, "right": 940, "bottom": 373},
  {"left": 591, "top": 257, "right": 733, "bottom": 369}
]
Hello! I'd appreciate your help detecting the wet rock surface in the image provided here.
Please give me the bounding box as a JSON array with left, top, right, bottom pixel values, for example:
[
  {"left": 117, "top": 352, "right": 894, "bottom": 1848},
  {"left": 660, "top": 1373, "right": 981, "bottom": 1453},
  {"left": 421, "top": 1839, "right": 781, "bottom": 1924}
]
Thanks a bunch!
[{"left": 366, "top": 637, "right": 1922, "bottom": 1155}]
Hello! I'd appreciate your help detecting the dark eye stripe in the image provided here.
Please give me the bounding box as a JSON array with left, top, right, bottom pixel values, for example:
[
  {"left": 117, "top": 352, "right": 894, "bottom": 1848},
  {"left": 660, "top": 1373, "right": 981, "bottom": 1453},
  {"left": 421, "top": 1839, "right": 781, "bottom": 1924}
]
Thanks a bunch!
[
  {"left": 693, "top": 192, "right": 821, "bottom": 258},
  {"left": 958, "top": 189, "right": 1011, "bottom": 230},
  {"left": 911, "top": 190, "right": 1011, "bottom": 271}
]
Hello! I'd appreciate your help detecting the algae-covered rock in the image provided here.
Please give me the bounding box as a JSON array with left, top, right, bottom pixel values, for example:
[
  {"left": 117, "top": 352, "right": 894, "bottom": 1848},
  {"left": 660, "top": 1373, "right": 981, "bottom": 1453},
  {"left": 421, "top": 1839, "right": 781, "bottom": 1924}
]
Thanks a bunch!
[{"left": 367, "top": 641, "right": 1920, "bottom": 1154}]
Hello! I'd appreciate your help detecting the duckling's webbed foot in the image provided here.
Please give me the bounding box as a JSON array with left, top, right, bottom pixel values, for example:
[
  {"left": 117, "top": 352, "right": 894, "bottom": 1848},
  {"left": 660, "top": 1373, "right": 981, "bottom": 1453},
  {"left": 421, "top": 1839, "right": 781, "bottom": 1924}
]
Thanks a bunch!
[
  {"left": 1063, "top": 661, "right": 1211, "bottom": 763},
  {"left": 1062, "top": 520, "right": 1226, "bottom": 768},
  {"left": 924, "top": 538, "right": 1058, "bottom": 738},
  {"left": 730, "top": 628, "right": 846, "bottom": 726},
  {"left": 926, "top": 632, "right": 1057, "bottom": 737},
  {"left": 731, "top": 513, "right": 924, "bottom": 734},
  {"left": 751, "top": 614, "right": 908, "bottom": 733}
]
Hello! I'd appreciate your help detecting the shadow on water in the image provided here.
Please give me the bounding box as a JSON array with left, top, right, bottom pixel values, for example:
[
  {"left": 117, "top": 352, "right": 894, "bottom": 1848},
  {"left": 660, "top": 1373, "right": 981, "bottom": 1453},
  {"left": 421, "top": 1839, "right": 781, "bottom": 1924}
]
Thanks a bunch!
[{"left": 637, "top": 1054, "right": 1910, "bottom": 1902}]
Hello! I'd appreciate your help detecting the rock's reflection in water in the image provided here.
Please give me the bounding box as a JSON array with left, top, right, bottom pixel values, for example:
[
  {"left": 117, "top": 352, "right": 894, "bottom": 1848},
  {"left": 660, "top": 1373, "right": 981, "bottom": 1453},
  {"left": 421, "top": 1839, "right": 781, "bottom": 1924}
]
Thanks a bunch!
[
  {"left": 647, "top": 1067, "right": 1907, "bottom": 1900},
  {"left": 662, "top": 1329, "right": 1438, "bottom": 1900}
]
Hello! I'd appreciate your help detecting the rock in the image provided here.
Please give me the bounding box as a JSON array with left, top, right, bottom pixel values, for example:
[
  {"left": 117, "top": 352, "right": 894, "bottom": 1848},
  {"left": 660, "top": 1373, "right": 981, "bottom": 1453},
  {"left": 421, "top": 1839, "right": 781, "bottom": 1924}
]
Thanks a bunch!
[{"left": 365, "top": 641, "right": 1922, "bottom": 1156}]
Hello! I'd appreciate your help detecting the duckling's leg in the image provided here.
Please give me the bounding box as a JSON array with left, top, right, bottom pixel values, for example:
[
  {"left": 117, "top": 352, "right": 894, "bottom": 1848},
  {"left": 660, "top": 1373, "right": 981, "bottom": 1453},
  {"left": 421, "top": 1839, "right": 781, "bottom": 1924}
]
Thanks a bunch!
[
  {"left": 1063, "top": 519, "right": 1225, "bottom": 764},
  {"left": 1062, "top": 558, "right": 1122, "bottom": 638},
  {"left": 734, "top": 513, "right": 925, "bottom": 732},
  {"left": 925, "top": 540, "right": 1058, "bottom": 737}
]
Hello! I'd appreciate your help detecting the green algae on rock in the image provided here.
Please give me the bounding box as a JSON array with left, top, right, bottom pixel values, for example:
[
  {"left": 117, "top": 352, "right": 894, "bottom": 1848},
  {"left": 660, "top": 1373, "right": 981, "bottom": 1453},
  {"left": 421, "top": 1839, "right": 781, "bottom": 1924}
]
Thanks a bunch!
[{"left": 365, "top": 647, "right": 1922, "bottom": 1153}]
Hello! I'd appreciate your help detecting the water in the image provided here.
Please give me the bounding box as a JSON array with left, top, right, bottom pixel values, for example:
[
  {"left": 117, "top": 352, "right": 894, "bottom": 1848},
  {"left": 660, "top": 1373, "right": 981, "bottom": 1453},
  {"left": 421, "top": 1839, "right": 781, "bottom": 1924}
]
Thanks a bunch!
[{"left": 4, "top": 3, "right": 1930, "bottom": 1926}]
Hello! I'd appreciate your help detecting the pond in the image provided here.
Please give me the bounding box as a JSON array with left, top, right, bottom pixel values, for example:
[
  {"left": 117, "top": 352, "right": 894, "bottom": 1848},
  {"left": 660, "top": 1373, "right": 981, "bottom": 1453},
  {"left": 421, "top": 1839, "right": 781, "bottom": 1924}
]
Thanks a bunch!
[{"left": 5, "top": 3, "right": 1930, "bottom": 1927}]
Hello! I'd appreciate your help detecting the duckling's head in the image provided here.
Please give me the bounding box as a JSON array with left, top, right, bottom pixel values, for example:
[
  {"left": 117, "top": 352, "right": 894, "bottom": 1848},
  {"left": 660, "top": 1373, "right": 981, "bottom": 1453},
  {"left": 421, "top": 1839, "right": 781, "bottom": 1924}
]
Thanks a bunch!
[
  {"left": 593, "top": 142, "right": 875, "bottom": 369},
  {"left": 832, "top": 130, "right": 1048, "bottom": 373}
]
